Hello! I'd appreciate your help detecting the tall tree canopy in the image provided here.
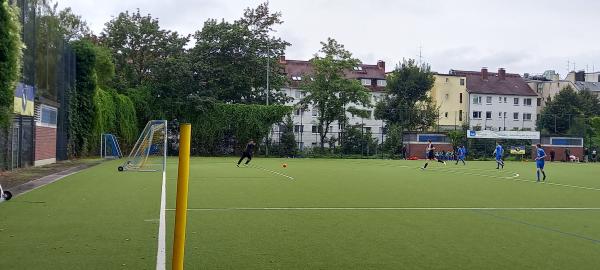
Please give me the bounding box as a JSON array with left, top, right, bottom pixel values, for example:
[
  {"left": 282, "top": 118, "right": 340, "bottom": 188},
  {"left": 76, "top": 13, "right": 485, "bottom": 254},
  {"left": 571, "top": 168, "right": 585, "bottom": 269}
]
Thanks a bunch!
[
  {"left": 301, "top": 38, "right": 371, "bottom": 149},
  {"left": 190, "top": 2, "right": 290, "bottom": 104},
  {"left": 374, "top": 59, "right": 437, "bottom": 131},
  {"left": 100, "top": 9, "right": 190, "bottom": 90},
  {"left": 537, "top": 86, "right": 600, "bottom": 135}
]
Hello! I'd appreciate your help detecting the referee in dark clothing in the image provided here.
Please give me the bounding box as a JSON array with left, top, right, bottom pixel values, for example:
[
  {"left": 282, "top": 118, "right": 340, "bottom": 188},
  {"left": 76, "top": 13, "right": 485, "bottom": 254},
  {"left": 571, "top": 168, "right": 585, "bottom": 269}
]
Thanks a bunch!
[{"left": 237, "top": 139, "right": 256, "bottom": 167}]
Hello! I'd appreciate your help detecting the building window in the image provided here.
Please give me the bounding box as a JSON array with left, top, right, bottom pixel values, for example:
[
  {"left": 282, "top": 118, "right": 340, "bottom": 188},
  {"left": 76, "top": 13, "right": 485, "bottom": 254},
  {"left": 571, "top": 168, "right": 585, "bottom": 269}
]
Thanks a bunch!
[
  {"left": 377, "top": 80, "right": 387, "bottom": 87},
  {"left": 294, "top": 109, "right": 302, "bottom": 116},
  {"left": 523, "top": 113, "right": 532, "bottom": 121},
  {"left": 444, "top": 112, "right": 448, "bottom": 118},
  {"left": 537, "top": 84, "right": 543, "bottom": 93},
  {"left": 537, "top": 98, "right": 542, "bottom": 106},
  {"left": 498, "top": 112, "right": 502, "bottom": 118},
  {"left": 460, "top": 78, "right": 465, "bottom": 85},
  {"left": 459, "top": 93, "right": 463, "bottom": 103},
  {"left": 39, "top": 105, "right": 58, "bottom": 127},
  {"left": 513, "top": 98, "right": 519, "bottom": 105},
  {"left": 524, "top": 98, "right": 532, "bottom": 106},
  {"left": 294, "top": 125, "right": 304, "bottom": 132},
  {"left": 361, "top": 79, "right": 371, "bottom": 86},
  {"left": 445, "top": 78, "right": 449, "bottom": 82},
  {"left": 504, "top": 97, "right": 507, "bottom": 103},
  {"left": 459, "top": 110, "right": 463, "bottom": 121},
  {"left": 312, "top": 125, "right": 322, "bottom": 133},
  {"left": 486, "top": 96, "right": 492, "bottom": 104},
  {"left": 472, "top": 111, "right": 482, "bottom": 119},
  {"left": 353, "top": 66, "right": 363, "bottom": 71},
  {"left": 292, "top": 76, "right": 302, "bottom": 81},
  {"left": 472, "top": 96, "right": 482, "bottom": 105},
  {"left": 312, "top": 107, "right": 318, "bottom": 117},
  {"left": 365, "top": 110, "right": 372, "bottom": 119},
  {"left": 486, "top": 111, "right": 492, "bottom": 119},
  {"left": 513, "top": 112, "right": 519, "bottom": 120},
  {"left": 499, "top": 97, "right": 502, "bottom": 103},
  {"left": 364, "top": 127, "right": 372, "bottom": 133}
]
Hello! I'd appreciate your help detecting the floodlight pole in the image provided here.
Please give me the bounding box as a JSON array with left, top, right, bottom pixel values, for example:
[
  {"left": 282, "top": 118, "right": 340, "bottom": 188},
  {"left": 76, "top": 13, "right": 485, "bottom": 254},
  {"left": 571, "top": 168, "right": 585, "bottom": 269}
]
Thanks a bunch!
[{"left": 265, "top": 51, "right": 270, "bottom": 156}]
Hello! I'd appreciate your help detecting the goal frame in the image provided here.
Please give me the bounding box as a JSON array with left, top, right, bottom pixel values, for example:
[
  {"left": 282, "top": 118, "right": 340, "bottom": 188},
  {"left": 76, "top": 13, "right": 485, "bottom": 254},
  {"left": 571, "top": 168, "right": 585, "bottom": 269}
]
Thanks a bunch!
[{"left": 119, "top": 120, "right": 168, "bottom": 172}]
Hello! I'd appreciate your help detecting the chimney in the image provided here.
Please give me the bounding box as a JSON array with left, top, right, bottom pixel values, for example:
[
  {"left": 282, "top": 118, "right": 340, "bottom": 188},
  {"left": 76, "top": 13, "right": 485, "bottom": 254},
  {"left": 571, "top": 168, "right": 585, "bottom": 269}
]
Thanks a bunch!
[
  {"left": 498, "top": 68, "right": 506, "bottom": 80},
  {"left": 377, "top": 60, "right": 385, "bottom": 71},
  {"left": 279, "top": 55, "right": 286, "bottom": 64},
  {"left": 481, "top": 67, "right": 488, "bottom": 80},
  {"left": 575, "top": 70, "right": 585, "bottom": 82}
]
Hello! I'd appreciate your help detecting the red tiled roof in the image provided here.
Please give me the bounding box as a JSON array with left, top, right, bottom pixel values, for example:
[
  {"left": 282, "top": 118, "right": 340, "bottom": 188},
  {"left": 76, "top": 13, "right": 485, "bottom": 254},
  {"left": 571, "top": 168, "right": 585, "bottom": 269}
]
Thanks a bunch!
[
  {"left": 451, "top": 70, "right": 537, "bottom": 96},
  {"left": 281, "top": 59, "right": 386, "bottom": 92}
]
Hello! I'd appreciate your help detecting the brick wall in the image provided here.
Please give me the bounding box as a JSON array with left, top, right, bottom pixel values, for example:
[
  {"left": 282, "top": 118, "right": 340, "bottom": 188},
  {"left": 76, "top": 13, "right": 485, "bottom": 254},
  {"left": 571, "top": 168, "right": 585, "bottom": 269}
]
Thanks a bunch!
[
  {"left": 35, "top": 125, "right": 56, "bottom": 161},
  {"left": 406, "top": 143, "right": 454, "bottom": 159}
]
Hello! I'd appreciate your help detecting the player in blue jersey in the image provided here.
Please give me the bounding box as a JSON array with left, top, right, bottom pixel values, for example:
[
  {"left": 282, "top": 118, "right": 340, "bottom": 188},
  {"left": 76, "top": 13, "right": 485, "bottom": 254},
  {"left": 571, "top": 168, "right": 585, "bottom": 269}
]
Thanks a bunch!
[
  {"left": 493, "top": 142, "right": 505, "bottom": 169},
  {"left": 535, "top": 144, "right": 547, "bottom": 182},
  {"left": 455, "top": 145, "right": 466, "bottom": 165}
]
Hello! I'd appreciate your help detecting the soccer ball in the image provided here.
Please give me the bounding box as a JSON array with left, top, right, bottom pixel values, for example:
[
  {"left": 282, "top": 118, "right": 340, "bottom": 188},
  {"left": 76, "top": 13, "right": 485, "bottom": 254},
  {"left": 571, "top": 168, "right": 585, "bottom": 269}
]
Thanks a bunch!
[{"left": 282, "top": 163, "right": 288, "bottom": 168}]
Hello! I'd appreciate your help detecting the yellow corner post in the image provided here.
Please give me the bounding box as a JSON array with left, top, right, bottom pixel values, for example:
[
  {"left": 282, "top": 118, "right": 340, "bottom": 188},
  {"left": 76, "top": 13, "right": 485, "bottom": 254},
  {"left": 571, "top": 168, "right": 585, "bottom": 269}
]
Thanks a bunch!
[{"left": 172, "top": 123, "right": 191, "bottom": 270}]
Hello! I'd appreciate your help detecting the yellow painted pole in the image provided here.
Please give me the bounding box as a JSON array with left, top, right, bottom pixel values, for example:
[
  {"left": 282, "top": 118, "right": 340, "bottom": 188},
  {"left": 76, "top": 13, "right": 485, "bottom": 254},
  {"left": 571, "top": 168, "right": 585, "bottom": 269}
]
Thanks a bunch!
[{"left": 172, "top": 124, "right": 191, "bottom": 270}]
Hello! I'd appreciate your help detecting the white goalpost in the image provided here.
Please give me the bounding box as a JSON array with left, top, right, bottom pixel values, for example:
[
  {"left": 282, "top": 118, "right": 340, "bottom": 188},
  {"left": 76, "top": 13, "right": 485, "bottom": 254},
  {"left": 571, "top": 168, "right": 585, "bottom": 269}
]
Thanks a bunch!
[{"left": 118, "top": 120, "right": 168, "bottom": 172}]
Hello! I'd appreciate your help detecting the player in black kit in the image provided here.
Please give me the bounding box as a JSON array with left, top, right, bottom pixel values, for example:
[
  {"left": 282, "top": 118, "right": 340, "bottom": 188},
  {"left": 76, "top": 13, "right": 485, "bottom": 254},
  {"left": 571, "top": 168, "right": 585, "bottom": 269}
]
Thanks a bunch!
[{"left": 237, "top": 139, "right": 256, "bottom": 167}]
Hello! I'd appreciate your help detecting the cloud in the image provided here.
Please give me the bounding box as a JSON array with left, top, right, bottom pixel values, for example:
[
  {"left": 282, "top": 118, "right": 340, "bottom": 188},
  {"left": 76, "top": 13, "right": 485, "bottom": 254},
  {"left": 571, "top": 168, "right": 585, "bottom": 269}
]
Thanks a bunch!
[{"left": 57, "top": 0, "right": 600, "bottom": 76}]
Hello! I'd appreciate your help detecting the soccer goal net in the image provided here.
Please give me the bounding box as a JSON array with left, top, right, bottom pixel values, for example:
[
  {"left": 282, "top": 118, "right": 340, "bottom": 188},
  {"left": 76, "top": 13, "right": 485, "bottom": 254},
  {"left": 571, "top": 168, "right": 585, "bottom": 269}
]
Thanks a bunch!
[
  {"left": 101, "top": 133, "right": 123, "bottom": 159},
  {"left": 118, "top": 120, "right": 167, "bottom": 172}
]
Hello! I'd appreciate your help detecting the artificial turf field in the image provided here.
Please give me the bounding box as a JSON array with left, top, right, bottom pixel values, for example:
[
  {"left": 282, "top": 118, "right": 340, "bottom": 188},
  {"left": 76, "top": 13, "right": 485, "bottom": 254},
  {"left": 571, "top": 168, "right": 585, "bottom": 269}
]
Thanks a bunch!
[{"left": 1, "top": 157, "right": 599, "bottom": 269}]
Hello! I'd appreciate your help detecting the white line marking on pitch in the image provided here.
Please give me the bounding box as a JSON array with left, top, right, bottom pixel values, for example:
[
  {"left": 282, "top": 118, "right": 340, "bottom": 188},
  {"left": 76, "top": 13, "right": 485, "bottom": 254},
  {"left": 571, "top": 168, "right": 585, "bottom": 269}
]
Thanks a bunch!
[
  {"left": 249, "top": 165, "right": 295, "bottom": 180},
  {"left": 166, "top": 207, "right": 600, "bottom": 211},
  {"left": 155, "top": 171, "right": 166, "bottom": 270},
  {"left": 423, "top": 167, "right": 600, "bottom": 192}
]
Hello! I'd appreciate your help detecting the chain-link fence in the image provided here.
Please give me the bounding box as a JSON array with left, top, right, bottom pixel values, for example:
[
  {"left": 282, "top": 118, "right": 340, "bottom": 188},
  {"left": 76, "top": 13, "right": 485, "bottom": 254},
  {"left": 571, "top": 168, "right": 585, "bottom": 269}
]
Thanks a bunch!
[{"left": 1, "top": 0, "right": 76, "bottom": 170}]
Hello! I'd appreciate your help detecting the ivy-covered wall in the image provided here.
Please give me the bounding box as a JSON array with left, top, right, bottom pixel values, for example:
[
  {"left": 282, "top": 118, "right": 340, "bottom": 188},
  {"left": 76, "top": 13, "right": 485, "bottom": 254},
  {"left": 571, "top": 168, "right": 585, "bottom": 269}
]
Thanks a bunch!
[
  {"left": 70, "top": 39, "right": 137, "bottom": 157},
  {"left": 187, "top": 103, "right": 291, "bottom": 155},
  {"left": 0, "top": 0, "right": 23, "bottom": 128}
]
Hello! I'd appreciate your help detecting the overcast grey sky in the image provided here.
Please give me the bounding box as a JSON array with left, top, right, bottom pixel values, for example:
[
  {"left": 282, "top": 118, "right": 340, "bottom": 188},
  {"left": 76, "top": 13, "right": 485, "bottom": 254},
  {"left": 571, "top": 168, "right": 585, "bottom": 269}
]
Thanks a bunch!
[{"left": 58, "top": 0, "right": 600, "bottom": 76}]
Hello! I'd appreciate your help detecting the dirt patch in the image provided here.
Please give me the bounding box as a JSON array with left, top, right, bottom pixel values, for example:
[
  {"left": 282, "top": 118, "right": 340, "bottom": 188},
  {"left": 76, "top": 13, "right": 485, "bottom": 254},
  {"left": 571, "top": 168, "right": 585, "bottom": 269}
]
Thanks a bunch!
[{"left": 0, "top": 159, "right": 103, "bottom": 189}]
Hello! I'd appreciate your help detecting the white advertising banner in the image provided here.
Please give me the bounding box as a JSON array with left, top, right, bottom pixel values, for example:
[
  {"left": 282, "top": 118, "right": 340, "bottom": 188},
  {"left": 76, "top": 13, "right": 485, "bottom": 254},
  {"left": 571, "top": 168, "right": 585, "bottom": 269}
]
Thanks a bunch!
[{"left": 467, "top": 130, "right": 540, "bottom": 140}]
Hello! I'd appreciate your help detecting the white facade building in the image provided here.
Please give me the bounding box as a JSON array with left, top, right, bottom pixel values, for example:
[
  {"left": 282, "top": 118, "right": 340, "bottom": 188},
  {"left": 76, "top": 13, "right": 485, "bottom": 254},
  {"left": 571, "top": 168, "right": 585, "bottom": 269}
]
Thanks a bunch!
[
  {"left": 451, "top": 68, "right": 538, "bottom": 132},
  {"left": 468, "top": 93, "right": 537, "bottom": 131},
  {"left": 270, "top": 57, "right": 387, "bottom": 149}
]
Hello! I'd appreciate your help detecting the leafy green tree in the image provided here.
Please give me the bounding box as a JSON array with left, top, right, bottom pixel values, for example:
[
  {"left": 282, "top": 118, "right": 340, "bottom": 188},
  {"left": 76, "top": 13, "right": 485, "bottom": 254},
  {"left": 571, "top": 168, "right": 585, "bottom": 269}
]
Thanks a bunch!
[
  {"left": 341, "top": 123, "right": 378, "bottom": 155},
  {"left": 382, "top": 124, "right": 403, "bottom": 158},
  {"left": 94, "top": 45, "right": 115, "bottom": 90},
  {"left": 447, "top": 130, "right": 465, "bottom": 149},
  {"left": 279, "top": 115, "right": 297, "bottom": 157},
  {"left": 0, "top": 0, "right": 23, "bottom": 129},
  {"left": 537, "top": 86, "right": 588, "bottom": 134},
  {"left": 301, "top": 38, "right": 371, "bottom": 150},
  {"left": 100, "top": 9, "right": 189, "bottom": 89},
  {"left": 58, "top": 7, "right": 91, "bottom": 41},
  {"left": 190, "top": 2, "right": 290, "bottom": 103},
  {"left": 374, "top": 59, "right": 437, "bottom": 131}
]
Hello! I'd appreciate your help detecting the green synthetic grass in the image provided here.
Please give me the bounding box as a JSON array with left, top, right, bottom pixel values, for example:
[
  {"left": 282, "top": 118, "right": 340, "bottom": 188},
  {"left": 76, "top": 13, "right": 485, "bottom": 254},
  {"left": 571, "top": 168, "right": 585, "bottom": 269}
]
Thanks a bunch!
[{"left": 1, "top": 158, "right": 600, "bottom": 269}]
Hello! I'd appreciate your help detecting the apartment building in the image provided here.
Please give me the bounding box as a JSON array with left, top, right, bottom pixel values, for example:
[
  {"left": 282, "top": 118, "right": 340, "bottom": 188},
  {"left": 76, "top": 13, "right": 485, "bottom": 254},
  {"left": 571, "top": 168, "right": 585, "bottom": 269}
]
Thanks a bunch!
[
  {"left": 451, "top": 68, "right": 538, "bottom": 131},
  {"left": 274, "top": 56, "right": 387, "bottom": 149}
]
